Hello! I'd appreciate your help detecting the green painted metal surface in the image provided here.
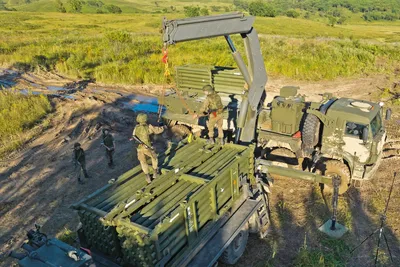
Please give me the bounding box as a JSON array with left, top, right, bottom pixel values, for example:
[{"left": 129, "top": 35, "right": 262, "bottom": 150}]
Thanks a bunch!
[
  {"left": 175, "top": 65, "right": 245, "bottom": 95},
  {"left": 73, "top": 139, "right": 254, "bottom": 266},
  {"left": 18, "top": 238, "right": 92, "bottom": 267}
]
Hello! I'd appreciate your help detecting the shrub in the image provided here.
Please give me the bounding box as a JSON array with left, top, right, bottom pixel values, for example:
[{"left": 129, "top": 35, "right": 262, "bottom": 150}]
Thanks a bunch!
[
  {"left": 67, "top": 0, "right": 83, "bottom": 13},
  {"left": 211, "top": 6, "right": 221, "bottom": 12},
  {"left": 184, "top": 6, "right": 200, "bottom": 17},
  {"left": 249, "top": 1, "right": 276, "bottom": 17},
  {"left": 200, "top": 7, "right": 209, "bottom": 16},
  {"left": 87, "top": 0, "right": 103, "bottom": 8},
  {"left": 286, "top": 9, "right": 300, "bottom": 18},
  {"left": 56, "top": 0, "right": 67, "bottom": 13},
  {"left": 105, "top": 4, "right": 122, "bottom": 14}
]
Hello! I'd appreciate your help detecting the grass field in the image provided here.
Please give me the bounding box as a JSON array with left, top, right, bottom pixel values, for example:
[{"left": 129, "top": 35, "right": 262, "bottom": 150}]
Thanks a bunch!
[
  {"left": 1, "top": 4, "right": 400, "bottom": 266},
  {"left": 8, "top": 0, "right": 233, "bottom": 13},
  {"left": 0, "top": 90, "right": 52, "bottom": 156},
  {"left": 1, "top": 12, "right": 399, "bottom": 84}
]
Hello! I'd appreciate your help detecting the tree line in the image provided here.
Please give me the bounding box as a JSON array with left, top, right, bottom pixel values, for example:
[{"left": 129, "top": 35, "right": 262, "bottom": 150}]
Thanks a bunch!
[
  {"left": 56, "top": 0, "right": 122, "bottom": 14},
  {"left": 233, "top": 0, "right": 400, "bottom": 22}
]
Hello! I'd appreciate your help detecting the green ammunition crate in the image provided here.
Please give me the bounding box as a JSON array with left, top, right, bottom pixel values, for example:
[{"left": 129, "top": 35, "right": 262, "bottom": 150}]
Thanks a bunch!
[
  {"left": 175, "top": 65, "right": 212, "bottom": 93},
  {"left": 73, "top": 139, "right": 254, "bottom": 266},
  {"left": 175, "top": 65, "right": 245, "bottom": 95},
  {"left": 213, "top": 68, "right": 245, "bottom": 95}
]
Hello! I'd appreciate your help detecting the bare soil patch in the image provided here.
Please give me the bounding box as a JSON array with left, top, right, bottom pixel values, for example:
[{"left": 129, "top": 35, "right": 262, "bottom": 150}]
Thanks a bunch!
[{"left": 1, "top": 71, "right": 400, "bottom": 266}]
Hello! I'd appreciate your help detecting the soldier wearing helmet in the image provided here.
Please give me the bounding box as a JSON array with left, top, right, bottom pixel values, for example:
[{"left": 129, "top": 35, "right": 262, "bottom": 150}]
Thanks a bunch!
[
  {"left": 130, "top": 113, "right": 166, "bottom": 183},
  {"left": 73, "top": 142, "right": 90, "bottom": 184},
  {"left": 101, "top": 128, "right": 115, "bottom": 168},
  {"left": 194, "top": 85, "right": 224, "bottom": 145}
]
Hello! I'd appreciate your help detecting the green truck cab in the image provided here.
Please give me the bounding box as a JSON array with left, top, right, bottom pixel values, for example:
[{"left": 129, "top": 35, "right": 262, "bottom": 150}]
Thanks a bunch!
[{"left": 255, "top": 86, "right": 390, "bottom": 193}]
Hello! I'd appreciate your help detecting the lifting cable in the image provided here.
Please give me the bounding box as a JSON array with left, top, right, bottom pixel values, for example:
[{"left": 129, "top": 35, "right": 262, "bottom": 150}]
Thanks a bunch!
[
  {"left": 157, "top": 45, "right": 194, "bottom": 122},
  {"left": 157, "top": 46, "right": 169, "bottom": 122}
]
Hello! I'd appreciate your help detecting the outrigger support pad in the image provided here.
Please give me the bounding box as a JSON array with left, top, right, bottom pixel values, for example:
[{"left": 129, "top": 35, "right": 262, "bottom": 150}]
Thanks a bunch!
[{"left": 318, "top": 175, "right": 348, "bottom": 238}]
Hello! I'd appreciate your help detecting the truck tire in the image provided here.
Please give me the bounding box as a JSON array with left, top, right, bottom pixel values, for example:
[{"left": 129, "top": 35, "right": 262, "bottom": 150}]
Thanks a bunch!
[
  {"left": 318, "top": 160, "right": 350, "bottom": 195},
  {"left": 219, "top": 224, "right": 249, "bottom": 265},
  {"left": 265, "top": 147, "right": 299, "bottom": 168},
  {"left": 301, "top": 114, "right": 320, "bottom": 151}
]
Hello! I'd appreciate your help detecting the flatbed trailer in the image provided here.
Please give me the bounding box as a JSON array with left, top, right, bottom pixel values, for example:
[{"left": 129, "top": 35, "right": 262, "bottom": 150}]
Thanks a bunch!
[
  {"left": 10, "top": 138, "right": 336, "bottom": 267},
  {"left": 68, "top": 139, "right": 270, "bottom": 267}
]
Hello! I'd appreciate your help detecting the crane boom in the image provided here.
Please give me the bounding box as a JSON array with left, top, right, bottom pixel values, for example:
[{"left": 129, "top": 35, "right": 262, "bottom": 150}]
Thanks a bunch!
[{"left": 162, "top": 12, "right": 268, "bottom": 143}]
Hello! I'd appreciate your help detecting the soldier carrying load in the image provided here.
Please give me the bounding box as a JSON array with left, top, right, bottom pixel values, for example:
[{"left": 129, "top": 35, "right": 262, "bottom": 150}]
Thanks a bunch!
[
  {"left": 131, "top": 113, "right": 166, "bottom": 184},
  {"left": 194, "top": 85, "right": 225, "bottom": 145}
]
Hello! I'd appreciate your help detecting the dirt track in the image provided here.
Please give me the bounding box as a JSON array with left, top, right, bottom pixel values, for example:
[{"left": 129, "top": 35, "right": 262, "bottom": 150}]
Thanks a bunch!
[{"left": 1, "top": 71, "right": 400, "bottom": 266}]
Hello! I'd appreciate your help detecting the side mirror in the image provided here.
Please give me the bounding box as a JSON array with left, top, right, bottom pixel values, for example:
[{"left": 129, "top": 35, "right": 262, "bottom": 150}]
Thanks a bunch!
[
  {"left": 385, "top": 108, "right": 392, "bottom": 120},
  {"left": 362, "top": 127, "right": 369, "bottom": 144}
]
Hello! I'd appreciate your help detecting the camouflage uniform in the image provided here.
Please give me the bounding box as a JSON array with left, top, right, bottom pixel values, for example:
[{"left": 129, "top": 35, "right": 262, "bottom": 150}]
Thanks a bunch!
[
  {"left": 133, "top": 114, "right": 164, "bottom": 183},
  {"left": 102, "top": 129, "right": 115, "bottom": 168},
  {"left": 199, "top": 85, "right": 224, "bottom": 142},
  {"left": 73, "top": 143, "right": 89, "bottom": 184}
]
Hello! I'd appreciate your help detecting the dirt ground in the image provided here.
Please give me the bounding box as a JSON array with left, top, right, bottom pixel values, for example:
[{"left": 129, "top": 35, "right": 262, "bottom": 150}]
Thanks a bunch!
[{"left": 1, "top": 71, "right": 400, "bottom": 266}]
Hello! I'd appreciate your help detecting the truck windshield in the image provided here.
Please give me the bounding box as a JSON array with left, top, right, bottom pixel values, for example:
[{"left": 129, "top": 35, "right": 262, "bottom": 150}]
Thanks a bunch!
[{"left": 370, "top": 113, "right": 382, "bottom": 137}]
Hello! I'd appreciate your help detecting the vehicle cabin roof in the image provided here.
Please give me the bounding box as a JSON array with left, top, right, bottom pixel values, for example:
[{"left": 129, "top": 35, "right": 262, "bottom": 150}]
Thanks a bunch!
[{"left": 327, "top": 98, "right": 380, "bottom": 124}]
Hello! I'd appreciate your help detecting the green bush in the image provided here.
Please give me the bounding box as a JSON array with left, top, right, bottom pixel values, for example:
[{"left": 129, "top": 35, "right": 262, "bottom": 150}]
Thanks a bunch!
[
  {"left": 184, "top": 6, "right": 200, "bottom": 17},
  {"left": 249, "top": 1, "right": 276, "bottom": 17},
  {"left": 56, "top": 0, "right": 67, "bottom": 13},
  {"left": 286, "top": 9, "right": 300, "bottom": 18},
  {"left": 200, "top": 7, "right": 209, "bottom": 16},
  {"left": 210, "top": 6, "right": 221, "bottom": 12},
  {"left": 105, "top": 4, "right": 122, "bottom": 14},
  {"left": 86, "top": 0, "right": 103, "bottom": 8},
  {"left": 67, "top": 0, "right": 83, "bottom": 13}
]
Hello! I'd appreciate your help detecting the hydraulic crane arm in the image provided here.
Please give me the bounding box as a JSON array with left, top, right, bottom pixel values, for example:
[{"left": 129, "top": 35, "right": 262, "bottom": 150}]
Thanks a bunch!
[{"left": 163, "top": 13, "right": 268, "bottom": 143}]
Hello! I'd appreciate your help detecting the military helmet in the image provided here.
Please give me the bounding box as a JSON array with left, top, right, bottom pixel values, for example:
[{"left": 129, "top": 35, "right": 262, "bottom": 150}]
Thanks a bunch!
[
  {"left": 202, "top": 85, "right": 214, "bottom": 93},
  {"left": 136, "top": 113, "right": 148, "bottom": 124},
  {"left": 74, "top": 142, "right": 81, "bottom": 148}
]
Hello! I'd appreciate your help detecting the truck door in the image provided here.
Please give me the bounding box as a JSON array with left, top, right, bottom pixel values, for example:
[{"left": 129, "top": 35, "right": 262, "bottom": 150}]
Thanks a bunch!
[{"left": 342, "top": 121, "right": 370, "bottom": 163}]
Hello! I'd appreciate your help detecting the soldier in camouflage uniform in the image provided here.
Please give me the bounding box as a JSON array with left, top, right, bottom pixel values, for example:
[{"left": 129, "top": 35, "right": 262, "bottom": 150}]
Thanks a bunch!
[
  {"left": 131, "top": 113, "right": 165, "bottom": 183},
  {"left": 73, "top": 142, "right": 89, "bottom": 184},
  {"left": 101, "top": 128, "right": 115, "bottom": 168},
  {"left": 194, "top": 85, "right": 224, "bottom": 145}
]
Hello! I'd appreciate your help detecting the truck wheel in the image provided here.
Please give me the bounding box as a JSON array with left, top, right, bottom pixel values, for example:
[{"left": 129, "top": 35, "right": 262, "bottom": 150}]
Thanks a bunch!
[
  {"left": 219, "top": 224, "right": 249, "bottom": 265},
  {"left": 170, "top": 124, "right": 191, "bottom": 140},
  {"left": 318, "top": 160, "right": 350, "bottom": 195},
  {"left": 265, "top": 147, "right": 299, "bottom": 168},
  {"left": 301, "top": 114, "right": 320, "bottom": 151}
]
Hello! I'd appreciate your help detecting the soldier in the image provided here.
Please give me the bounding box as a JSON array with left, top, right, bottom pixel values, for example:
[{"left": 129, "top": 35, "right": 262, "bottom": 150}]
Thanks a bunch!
[
  {"left": 101, "top": 128, "right": 115, "bottom": 168},
  {"left": 130, "top": 113, "right": 165, "bottom": 184},
  {"left": 73, "top": 142, "right": 89, "bottom": 184},
  {"left": 194, "top": 85, "right": 224, "bottom": 145}
]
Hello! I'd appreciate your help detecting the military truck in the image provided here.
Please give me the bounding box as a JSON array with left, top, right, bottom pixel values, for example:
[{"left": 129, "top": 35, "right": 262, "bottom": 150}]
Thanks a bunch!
[
  {"left": 9, "top": 12, "right": 390, "bottom": 267},
  {"left": 9, "top": 13, "right": 276, "bottom": 267},
  {"left": 160, "top": 13, "right": 391, "bottom": 194}
]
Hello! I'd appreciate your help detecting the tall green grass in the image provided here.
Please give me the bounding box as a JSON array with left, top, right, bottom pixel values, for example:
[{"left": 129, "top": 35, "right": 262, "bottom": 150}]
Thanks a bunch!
[
  {"left": 0, "top": 12, "right": 399, "bottom": 83},
  {"left": 0, "top": 91, "right": 52, "bottom": 153}
]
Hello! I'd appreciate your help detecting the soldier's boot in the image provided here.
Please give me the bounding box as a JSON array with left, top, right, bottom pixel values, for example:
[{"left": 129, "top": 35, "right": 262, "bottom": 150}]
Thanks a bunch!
[
  {"left": 219, "top": 138, "right": 225, "bottom": 145},
  {"left": 146, "top": 174, "right": 152, "bottom": 184},
  {"left": 207, "top": 138, "right": 215, "bottom": 144},
  {"left": 83, "top": 169, "right": 90, "bottom": 178},
  {"left": 153, "top": 168, "right": 161, "bottom": 179}
]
